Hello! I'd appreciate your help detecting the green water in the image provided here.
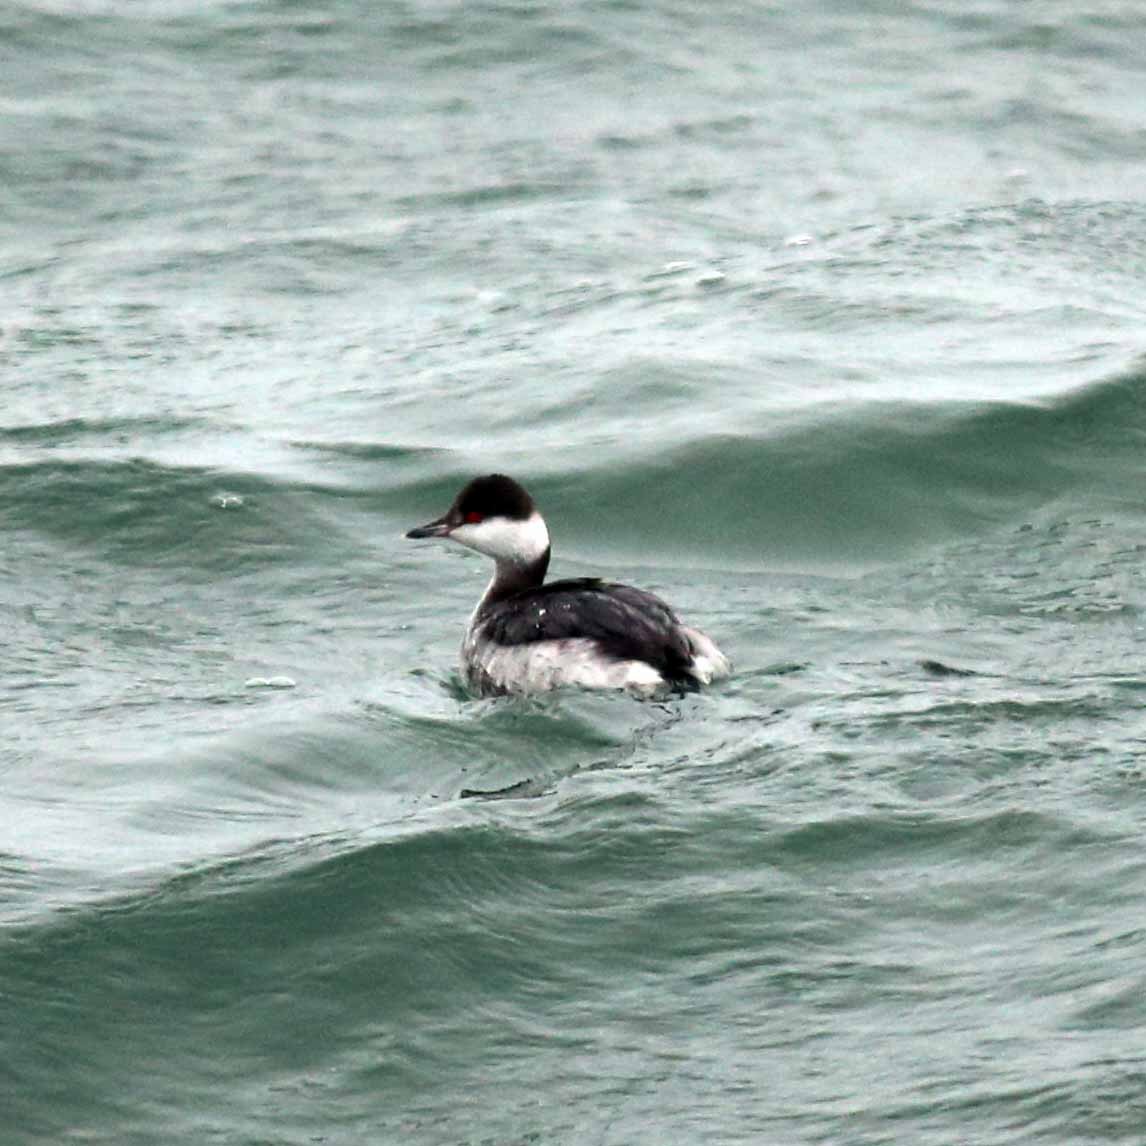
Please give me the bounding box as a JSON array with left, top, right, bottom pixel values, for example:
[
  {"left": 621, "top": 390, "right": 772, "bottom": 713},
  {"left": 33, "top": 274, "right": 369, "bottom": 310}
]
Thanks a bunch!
[{"left": 3, "top": 2, "right": 1146, "bottom": 1143}]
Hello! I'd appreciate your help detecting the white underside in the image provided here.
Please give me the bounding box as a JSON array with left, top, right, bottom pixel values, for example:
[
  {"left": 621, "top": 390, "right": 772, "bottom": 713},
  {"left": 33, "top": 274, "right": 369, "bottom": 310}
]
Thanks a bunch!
[
  {"left": 462, "top": 630, "right": 730, "bottom": 697},
  {"left": 465, "top": 636, "right": 664, "bottom": 696}
]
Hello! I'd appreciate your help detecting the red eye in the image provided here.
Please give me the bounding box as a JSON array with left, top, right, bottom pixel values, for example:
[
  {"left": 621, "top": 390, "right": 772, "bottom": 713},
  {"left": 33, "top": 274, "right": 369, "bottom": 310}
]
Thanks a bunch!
[{"left": 464, "top": 511, "right": 483, "bottom": 524}]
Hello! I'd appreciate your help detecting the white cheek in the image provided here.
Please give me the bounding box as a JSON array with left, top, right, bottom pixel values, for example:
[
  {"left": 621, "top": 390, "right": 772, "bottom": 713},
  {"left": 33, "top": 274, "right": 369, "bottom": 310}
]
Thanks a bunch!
[
  {"left": 448, "top": 522, "right": 482, "bottom": 549},
  {"left": 452, "top": 513, "right": 549, "bottom": 563}
]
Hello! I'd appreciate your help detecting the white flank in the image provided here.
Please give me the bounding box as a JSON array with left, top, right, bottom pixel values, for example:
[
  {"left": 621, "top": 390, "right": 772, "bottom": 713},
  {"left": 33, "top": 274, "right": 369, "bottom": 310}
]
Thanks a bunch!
[{"left": 466, "top": 637, "right": 667, "bottom": 697}]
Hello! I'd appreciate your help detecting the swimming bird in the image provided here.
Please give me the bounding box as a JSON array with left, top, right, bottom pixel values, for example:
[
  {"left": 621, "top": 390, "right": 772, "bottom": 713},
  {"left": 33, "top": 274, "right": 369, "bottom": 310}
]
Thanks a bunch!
[{"left": 405, "top": 474, "right": 730, "bottom": 697}]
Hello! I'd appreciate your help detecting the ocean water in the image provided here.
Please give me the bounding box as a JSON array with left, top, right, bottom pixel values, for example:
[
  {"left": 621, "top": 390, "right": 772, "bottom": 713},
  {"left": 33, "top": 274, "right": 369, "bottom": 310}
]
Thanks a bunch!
[{"left": 3, "top": 1, "right": 1146, "bottom": 1142}]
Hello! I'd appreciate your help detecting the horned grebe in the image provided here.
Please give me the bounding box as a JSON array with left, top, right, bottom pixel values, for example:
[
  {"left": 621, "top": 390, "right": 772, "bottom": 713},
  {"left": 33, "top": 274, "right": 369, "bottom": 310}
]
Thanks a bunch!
[{"left": 405, "top": 474, "right": 730, "bottom": 697}]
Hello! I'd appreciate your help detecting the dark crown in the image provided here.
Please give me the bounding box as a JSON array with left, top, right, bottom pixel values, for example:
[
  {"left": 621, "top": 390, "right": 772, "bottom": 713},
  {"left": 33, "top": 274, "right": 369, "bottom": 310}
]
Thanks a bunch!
[{"left": 454, "top": 474, "right": 536, "bottom": 522}]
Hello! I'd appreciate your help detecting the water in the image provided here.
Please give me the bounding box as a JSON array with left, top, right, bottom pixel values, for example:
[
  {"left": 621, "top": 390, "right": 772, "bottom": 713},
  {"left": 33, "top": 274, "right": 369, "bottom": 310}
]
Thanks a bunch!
[{"left": 3, "top": 1, "right": 1146, "bottom": 1142}]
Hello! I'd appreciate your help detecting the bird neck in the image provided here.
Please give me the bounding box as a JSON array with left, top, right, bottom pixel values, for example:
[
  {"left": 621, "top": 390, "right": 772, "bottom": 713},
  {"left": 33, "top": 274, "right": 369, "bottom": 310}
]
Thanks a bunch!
[{"left": 480, "top": 546, "right": 551, "bottom": 609}]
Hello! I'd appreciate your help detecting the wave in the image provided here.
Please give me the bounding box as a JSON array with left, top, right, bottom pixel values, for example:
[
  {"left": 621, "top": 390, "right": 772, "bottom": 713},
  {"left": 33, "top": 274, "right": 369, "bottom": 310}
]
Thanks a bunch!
[
  {"left": 0, "top": 449, "right": 370, "bottom": 575},
  {"left": 541, "top": 359, "right": 1146, "bottom": 566},
  {"left": 3, "top": 359, "right": 1142, "bottom": 578}
]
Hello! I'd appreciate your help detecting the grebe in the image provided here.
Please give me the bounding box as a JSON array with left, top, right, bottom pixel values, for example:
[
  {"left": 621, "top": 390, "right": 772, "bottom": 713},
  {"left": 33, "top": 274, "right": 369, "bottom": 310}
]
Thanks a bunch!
[{"left": 406, "top": 474, "right": 730, "bottom": 697}]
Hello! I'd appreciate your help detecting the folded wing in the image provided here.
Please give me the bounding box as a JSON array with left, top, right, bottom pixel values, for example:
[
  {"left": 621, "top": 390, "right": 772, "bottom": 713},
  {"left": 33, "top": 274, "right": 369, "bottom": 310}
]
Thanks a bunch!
[{"left": 478, "top": 578, "right": 698, "bottom": 683}]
